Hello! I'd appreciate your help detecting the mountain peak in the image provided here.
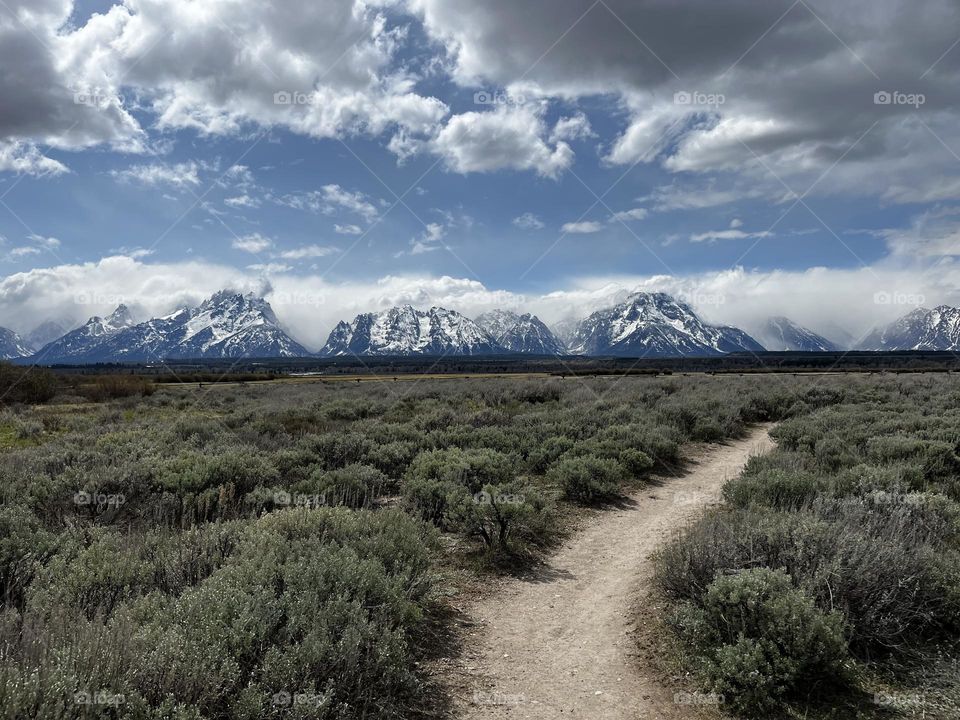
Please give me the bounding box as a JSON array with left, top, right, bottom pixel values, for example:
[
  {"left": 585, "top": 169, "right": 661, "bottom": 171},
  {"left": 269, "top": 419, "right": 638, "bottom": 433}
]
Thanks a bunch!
[
  {"left": 320, "top": 305, "right": 504, "bottom": 356},
  {"left": 757, "top": 316, "right": 837, "bottom": 351},
  {"left": 106, "top": 304, "right": 135, "bottom": 329},
  {"left": 861, "top": 304, "right": 960, "bottom": 351},
  {"left": 569, "top": 292, "right": 763, "bottom": 357},
  {"left": 31, "top": 289, "right": 306, "bottom": 363},
  {"left": 476, "top": 310, "right": 564, "bottom": 355}
]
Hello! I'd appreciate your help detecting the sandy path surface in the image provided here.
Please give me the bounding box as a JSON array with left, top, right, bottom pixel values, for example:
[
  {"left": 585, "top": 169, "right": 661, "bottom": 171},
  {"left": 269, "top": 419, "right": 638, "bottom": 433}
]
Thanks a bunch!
[{"left": 452, "top": 425, "right": 775, "bottom": 720}]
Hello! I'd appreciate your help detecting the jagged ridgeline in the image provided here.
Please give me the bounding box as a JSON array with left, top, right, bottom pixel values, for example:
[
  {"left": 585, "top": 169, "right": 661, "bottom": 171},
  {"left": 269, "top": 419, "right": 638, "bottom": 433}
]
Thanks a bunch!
[{"left": 7, "top": 290, "right": 960, "bottom": 363}]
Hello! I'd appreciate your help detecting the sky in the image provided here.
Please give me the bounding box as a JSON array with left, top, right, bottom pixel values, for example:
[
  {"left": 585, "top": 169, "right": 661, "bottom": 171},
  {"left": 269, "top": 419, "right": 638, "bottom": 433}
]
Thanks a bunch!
[{"left": 2, "top": 0, "right": 960, "bottom": 349}]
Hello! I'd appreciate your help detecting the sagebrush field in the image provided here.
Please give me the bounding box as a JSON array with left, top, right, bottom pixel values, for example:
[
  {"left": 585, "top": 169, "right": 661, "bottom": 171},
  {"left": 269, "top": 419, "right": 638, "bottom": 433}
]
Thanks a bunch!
[{"left": 0, "top": 368, "right": 957, "bottom": 718}]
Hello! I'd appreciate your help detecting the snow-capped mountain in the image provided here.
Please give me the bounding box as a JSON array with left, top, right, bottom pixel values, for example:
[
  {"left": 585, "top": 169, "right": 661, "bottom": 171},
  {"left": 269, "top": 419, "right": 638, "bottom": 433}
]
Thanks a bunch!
[
  {"left": 756, "top": 316, "right": 838, "bottom": 351},
  {"left": 32, "top": 292, "right": 308, "bottom": 363},
  {"left": 551, "top": 317, "right": 581, "bottom": 349},
  {"left": 567, "top": 292, "right": 764, "bottom": 357},
  {"left": 0, "top": 327, "right": 33, "bottom": 359},
  {"left": 860, "top": 306, "right": 960, "bottom": 350},
  {"left": 476, "top": 310, "right": 565, "bottom": 354},
  {"left": 26, "top": 320, "right": 68, "bottom": 350},
  {"left": 320, "top": 305, "right": 505, "bottom": 356},
  {"left": 33, "top": 305, "right": 136, "bottom": 363}
]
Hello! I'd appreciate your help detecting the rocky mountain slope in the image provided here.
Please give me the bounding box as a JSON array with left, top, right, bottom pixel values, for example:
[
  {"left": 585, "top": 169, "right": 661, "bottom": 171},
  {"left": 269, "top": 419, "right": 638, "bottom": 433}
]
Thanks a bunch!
[
  {"left": 567, "top": 292, "right": 764, "bottom": 357},
  {"left": 475, "top": 310, "right": 565, "bottom": 354},
  {"left": 320, "top": 305, "right": 505, "bottom": 356}
]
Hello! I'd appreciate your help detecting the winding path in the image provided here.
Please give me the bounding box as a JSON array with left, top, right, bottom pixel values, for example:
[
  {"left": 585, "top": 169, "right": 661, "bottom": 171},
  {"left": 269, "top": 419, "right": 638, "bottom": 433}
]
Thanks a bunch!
[{"left": 452, "top": 425, "right": 775, "bottom": 719}]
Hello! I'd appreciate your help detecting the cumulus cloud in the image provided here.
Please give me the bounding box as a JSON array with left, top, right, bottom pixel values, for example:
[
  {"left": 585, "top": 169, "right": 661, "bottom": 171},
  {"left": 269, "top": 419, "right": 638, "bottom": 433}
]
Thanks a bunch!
[
  {"left": 432, "top": 105, "right": 573, "bottom": 178},
  {"left": 232, "top": 233, "right": 273, "bottom": 253},
  {"left": 411, "top": 0, "right": 960, "bottom": 203},
  {"left": 0, "top": 141, "right": 68, "bottom": 176},
  {"left": 562, "top": 221, "right": 604, "bottom": 234},
  {"left": 609, "top": 208, "right": 648, "bottom": 223}
]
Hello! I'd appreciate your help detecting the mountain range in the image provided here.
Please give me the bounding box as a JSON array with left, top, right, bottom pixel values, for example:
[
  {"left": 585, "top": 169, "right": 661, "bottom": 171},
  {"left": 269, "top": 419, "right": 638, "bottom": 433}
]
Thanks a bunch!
[
  {"left": 29, "top": 291, "right": 307, "bottom": 364},
  {"left": 319, "top": 305, "right": 503, "bottom": 356},
  {"left": 3, "top": 290, "right": 960, "bottom": 364},
  {"left": 859, "top": 306, "right": 960, "bottom": 351},
  {"left": 753, "top": 316, "right": 838, "bottom": 352}
]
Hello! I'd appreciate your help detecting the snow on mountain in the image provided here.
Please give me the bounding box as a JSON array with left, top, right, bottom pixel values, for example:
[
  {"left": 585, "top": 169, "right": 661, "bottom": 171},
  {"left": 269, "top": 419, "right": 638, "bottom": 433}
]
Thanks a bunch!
[
  {"left": 551, "top": 317, "right": 581, "bottom": 349},
  {"left": 755, "top": 316, "right": 838, "bottom": 351},
  {"left": 0, "top": 327, "right": 33, "bottom": 359},
  {"left": 476, "top": 310, "right": 565, "bottom": 354},
  {"left": 567, "top": 292, "right": 764, "bottom": 357},
  {"left": 31, "top": 293, "right": 308, "bottom": 363},
  {"left": 33, "top": 305, "right": 137, "bottom": 363},
  {"left": 25, "top": 320, "right": 69, "bottom": 350},
  {"left": 320, "top": 305, "right": 506, "bottom": 356},
  {"left": 860, "top": 306, "right": 960, "bottom": 350}
]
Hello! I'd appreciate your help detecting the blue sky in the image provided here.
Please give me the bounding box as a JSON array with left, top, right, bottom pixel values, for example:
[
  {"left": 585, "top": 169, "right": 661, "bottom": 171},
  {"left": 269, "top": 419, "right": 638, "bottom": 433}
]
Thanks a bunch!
[{"left": 1, "top": 0, "right": 959, "bottom": 348}]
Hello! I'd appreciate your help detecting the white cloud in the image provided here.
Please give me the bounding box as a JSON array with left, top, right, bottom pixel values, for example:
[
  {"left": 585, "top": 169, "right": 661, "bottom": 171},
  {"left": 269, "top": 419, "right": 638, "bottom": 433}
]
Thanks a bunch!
[
  {"left": 690, "top": 228, "right": 772, "bottom": 243},
  {"left": 277, "top": 184, "right": 378, "bottom": 221},
  {"left": 3, "top": 254, "right": 960, "bottom": 350},
  {"left": 232, "top": 233, "right": 273, "bottom": 253},
  {"left": 224, "top": 194, "right": 261, "bottom": 209},
  {"left": 407, "top": 222, "right": 445, "bottom": 255},
  {"left": 512, "top": 212, "right": 545, "bottom": 230},
  {"left": 550, "top": 113, "right": 594, "bottom": 143},
  {"left": 882, "top": 207, "right": 960, "bottom": 256},
  {"left": 432, "top": 105, "right": 573, "bottom": 178},
  {"left": 247, "top": 263, "right": 292, "bottom": 274},
  {"left": 334, "top": 223, "right": 363, "bottom": 235},
  {"left": 277, "top": 245, "right": 339, "bottom": 260},
  {"left": 111, "top": 161, "right": 203, "bottom": 189},
  {"left": 562, "top": 221, "right": 604, "bottom": 234},
  {"left": 609, "top": 208, "right": 648, "bottom": 223},
  {"left": 0, "top": 141, "right": 68, "bottom": 176},
  {"left": 27, "top": 234, "right": 61, "bottom": 249}
]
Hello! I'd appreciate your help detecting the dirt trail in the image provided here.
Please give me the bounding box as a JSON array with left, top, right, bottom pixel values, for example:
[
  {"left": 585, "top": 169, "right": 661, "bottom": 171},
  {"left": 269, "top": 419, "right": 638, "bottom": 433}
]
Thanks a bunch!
[{"left": 451, "top": 425, "right": 775, "bottom": 720}]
